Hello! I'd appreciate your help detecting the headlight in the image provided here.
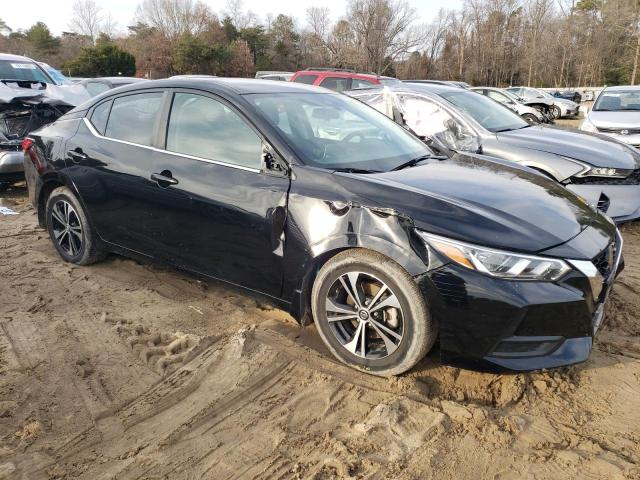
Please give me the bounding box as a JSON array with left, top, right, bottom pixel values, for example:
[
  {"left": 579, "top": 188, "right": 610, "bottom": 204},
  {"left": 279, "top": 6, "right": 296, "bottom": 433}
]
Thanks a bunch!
[
  {"left": 419, "top": 231, "right": 571, "bottom": 281},
  {"left": 580, "top": 118, "right": 597, "bottom": 132}
]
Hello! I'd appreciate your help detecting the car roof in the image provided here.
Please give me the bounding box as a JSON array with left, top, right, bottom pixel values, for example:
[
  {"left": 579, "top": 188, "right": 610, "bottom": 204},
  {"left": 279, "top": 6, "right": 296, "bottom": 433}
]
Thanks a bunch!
[
  {"left": 0, "top": 53, "right": 37, "bottom": 62},
  {"left": 604, "top": 85, "right": 640, "bottom": 92},
  {"left": 402, "top": 81, "right": 465, "bottom": 94},
  {"left": 91, "top": 77, "right": 326, "bottom": 97},
  {"left": 295, "top": 69, "right": 380, "bottom": 79}
]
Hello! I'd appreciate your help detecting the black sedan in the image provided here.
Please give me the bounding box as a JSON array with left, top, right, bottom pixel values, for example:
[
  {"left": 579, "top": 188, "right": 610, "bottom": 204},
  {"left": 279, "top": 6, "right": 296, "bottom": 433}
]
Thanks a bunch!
[{"left": 22, "top": 78, "right": 622, "bottom": 375}]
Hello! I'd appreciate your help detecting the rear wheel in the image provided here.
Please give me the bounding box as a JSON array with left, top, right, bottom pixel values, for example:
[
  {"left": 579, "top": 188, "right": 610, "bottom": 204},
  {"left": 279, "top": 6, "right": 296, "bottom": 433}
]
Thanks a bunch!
[
  {"left": 45, "top": 186, "right": 106, "bottom": 265},
  {"left": 311, "top": 249, "right": 437, "bottom": 376}
]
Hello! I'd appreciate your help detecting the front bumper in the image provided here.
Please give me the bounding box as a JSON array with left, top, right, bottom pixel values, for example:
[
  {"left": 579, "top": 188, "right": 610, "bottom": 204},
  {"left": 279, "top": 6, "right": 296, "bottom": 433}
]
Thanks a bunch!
[
  {"left": 417, "top": 231, "right": 623, "bottom": 372},
  {"left": 595, "top": 131, "right": 640, "bottom": 147},
  {"left": 567, "top": 184, "right": 640, "bottom": 223},
  {"left": 0, "top": 150, "right": 25, "bottom": 175}
]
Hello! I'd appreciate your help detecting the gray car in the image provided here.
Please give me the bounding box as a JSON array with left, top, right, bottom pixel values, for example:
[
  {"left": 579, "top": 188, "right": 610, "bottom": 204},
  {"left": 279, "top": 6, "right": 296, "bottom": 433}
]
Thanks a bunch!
[
  {"left": 581, "top": 85, "right": 640, "bottom": 147},
  {"left": 348, "top": 84, "right": 640, "bottom": 222},
  {"left": 471, "top": 87, "right": 546, "bottom": 124},
  {"left": 507, "top": 86, "right": 579, "bottom": 119}
]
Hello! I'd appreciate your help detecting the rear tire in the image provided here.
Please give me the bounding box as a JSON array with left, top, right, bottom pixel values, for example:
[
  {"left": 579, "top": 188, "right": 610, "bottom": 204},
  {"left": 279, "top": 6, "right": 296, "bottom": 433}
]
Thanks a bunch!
[
  {"left": 45, "top": 186, "right": 106, "bottom": 265},
  {"left": 311, "top": 249, "right": 437, "bottom": 376}
]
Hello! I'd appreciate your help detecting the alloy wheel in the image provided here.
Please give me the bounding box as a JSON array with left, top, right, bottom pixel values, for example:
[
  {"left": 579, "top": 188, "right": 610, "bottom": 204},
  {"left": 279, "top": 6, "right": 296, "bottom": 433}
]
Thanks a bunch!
[
  {"left": 324, "top": 271, "right": 404, "bottom": 359},
  {"left": 51, "top": 200, "right": 83, "bottom": 256}
]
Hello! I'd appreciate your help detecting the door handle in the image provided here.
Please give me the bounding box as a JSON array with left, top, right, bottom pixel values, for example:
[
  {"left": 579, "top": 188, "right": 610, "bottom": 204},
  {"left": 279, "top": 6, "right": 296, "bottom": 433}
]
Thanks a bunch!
[
  {"left": 151, "top": 172, "right": 179, "bottom": 186},
  {"left": 67, "top": 149, "right": 88, "bottom": 162}
]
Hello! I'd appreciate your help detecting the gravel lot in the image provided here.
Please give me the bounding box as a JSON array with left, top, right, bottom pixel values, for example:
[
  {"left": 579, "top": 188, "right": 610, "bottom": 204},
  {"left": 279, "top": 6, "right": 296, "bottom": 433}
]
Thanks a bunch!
[{"left": 0, "top": 116, "right": 639, "bottom": 480}]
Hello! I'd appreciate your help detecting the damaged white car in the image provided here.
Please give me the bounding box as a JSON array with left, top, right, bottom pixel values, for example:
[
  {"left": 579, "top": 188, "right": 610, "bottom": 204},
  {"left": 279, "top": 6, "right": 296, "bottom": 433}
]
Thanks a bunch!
[
  {"left": 0, "top": 53, "right": 90, "bottom": 190},
  {"left": 348, "top": 84, "right": 640, "bottom": 222}
]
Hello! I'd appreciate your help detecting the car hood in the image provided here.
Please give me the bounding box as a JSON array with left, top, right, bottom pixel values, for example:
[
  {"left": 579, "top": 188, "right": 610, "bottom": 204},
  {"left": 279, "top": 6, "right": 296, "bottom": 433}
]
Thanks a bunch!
[
  {"left": 347, "top": 154, "right": 610, "bottom": 255},
  {"left": 496, "top": 125, "right": 640, "bottom": 169},
  {"left": 589, "top": 110, "right": 640, "bottom": 129},
  {"left": 553, "top": 97, "right": 577, "bottom": 108}
]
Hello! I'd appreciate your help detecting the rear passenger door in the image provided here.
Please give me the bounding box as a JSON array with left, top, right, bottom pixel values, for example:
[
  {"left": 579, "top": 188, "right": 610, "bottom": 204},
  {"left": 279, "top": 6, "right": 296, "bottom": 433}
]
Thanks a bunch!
[{"left": 65, "top": 90, "right": 167, "bottom": 256}]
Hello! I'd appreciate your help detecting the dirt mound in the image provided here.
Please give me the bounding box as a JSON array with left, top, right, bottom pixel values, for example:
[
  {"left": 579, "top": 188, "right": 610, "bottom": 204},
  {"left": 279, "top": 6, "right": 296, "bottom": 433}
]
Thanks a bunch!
[{"left": 0, "top": 188, "right": 638, "bottom": 480}]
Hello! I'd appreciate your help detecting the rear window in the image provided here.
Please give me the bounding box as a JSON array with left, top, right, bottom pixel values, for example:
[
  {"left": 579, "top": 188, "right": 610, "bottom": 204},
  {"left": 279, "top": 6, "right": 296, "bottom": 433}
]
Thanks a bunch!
[
  {"left": 293, "top": 74, "right": 318, "bottom": 85},
  {"left": 0, "top": 60, "right": 52, "bottom": 84},
  {"left": 105, "top": 93, "right": 163, "bottom": 146},
  {"left": 319, "top": 76, "right": 351, "bottom": 92},
  {"left": 352, "top": 78, "right": 376, "bottom": 89}
]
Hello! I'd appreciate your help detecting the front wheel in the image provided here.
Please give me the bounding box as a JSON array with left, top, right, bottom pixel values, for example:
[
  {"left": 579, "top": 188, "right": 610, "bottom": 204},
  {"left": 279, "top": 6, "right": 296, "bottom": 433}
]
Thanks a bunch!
[
  {"left": 311, "top": 249, "right": 437, "bottom": 376},
  {"left": 45, "top": 186, "right": 106, "bottom": 265},
  {"left": 552, "top": 105, "right": 562, "bottom": 119}
]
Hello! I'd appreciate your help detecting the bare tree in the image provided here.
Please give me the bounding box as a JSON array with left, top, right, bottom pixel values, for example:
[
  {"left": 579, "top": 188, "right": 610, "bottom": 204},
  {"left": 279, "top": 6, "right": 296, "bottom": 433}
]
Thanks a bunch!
[
  {"left": 69, "top": 0, "right": 103, "bottom": 42},
  {"left": 346, "top": 0, "right": 427, "bottom": 74},
  {"left": 224, "top": 0, "right": 258, "bottom": 29},
  {"left": 135, "top": 0, "right": 214, "bottom": 39}
]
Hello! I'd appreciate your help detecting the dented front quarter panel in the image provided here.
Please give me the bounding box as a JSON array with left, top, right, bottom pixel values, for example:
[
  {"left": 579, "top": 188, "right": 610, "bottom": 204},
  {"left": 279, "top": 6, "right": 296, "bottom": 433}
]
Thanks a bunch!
[{"left": 283, "top": 165, "right": 430, "bottom": 322}]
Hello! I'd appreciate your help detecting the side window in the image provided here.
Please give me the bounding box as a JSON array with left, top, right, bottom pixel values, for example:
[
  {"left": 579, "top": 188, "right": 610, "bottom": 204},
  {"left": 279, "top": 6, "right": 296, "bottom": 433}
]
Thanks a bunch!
[
  {"left": 90, "top": 100, "right": 112, "bottom": 135},
  {"left": 487, "top": 90, "right": 508, "bottom": 103},
  {"left": 293, "top": 74, "right": 318, "bottom": 85},
  {"left": 166, "top": 92, "right": 263, "bottom": 169},
  {"left": 85, "top": 81, "right": 111, "bottom": 97},
  {"left": 319, "top": 76, "right": 351, "bottom": 92},
  {"left": 399, "top": 95, "right": 478, "bottom": 152},
  {"left": 351, "top": 78, "right": 375, "bottom": 90},
  {"left": 105, "top": 92, "right": 163, "bottom": 146}
]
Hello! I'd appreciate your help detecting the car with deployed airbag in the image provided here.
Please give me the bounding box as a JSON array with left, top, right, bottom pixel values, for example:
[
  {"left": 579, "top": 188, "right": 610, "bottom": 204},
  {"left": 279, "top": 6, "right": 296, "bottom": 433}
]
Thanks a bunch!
[
  {"left": 23, "top": 78, "right": 623, "bottom": 375},
  {"left": 349, "top": 83, "right": 640, "bottom": 223}
]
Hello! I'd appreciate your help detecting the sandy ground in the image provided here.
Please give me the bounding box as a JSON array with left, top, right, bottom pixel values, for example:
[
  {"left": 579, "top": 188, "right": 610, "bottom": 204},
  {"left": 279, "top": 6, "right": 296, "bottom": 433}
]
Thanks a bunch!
[{"left": 1, "top": 118, "right": 639, "bottom": 479}]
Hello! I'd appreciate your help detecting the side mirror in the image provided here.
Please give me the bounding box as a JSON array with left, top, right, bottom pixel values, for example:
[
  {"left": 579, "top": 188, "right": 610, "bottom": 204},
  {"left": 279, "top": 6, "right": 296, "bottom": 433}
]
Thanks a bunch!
[{"left": 262, "top": 143, "right": 287, "bottom": 175}]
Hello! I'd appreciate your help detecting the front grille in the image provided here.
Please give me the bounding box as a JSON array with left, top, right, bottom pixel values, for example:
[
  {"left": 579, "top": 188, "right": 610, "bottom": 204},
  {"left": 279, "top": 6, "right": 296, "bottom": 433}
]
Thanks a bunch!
[
  {"left": 571, "top": 169, "right": 640, "bottom": 185},
  {"left": 592, "top": 242, "right": 615, "bottom": 278},
  {"left": 1, "top": 114, "right": 30, "bottom": 139},
  {"left": 597, "top": 126, "right": 640, "bottom": 134}
]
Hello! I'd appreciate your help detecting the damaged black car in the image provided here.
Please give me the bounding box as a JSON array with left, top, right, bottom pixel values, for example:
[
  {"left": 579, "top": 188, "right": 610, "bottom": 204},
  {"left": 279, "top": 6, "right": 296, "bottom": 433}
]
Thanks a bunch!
[
  {"left": 24, "top": 78, "right": 623, "bottom": 375},
  {"left": 0, "top": 53, "right": 88, "bottom": 191}
]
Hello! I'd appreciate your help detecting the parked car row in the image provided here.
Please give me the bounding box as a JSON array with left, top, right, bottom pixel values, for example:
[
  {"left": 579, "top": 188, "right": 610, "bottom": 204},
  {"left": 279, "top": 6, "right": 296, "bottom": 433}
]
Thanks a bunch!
[{"left": 21, "top": 75, "right": 629, "bottom": 377}]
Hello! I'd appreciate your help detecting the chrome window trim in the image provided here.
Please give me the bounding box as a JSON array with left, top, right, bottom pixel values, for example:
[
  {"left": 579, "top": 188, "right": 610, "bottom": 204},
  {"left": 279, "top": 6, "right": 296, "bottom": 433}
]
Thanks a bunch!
[{"left": 82, "top": 117, "right": 262, "bottom": 174}]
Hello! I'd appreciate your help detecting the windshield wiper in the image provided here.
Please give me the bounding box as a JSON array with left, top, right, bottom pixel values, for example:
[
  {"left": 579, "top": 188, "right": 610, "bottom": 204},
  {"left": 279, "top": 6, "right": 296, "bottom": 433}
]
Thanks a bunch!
[
  {"left": 332, "top": 167, "right": 382, "bottom": 174},
  {"left": 391, "top": 154, "right": 432, "bottom": 171}
]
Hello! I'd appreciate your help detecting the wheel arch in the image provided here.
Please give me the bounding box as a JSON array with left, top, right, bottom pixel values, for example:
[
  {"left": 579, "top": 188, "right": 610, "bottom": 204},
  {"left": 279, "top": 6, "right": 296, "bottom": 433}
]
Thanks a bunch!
[
  {"left": 37, "top": 173, "right": 88, "bottom": 229},
  {"left": 288, "top": 234, "right": 429, "bottom": 325}
]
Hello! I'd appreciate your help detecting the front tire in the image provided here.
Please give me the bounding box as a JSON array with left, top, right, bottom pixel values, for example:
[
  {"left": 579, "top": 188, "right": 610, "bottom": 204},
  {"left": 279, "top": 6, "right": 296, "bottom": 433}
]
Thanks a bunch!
[
  {"left": 311, "top": 249, "right": 437, "bottom": 376},
  {"left": 552, "top": 105, "right": 562, "bottom": 119},
  {"left": 45, "top": 186, "right": 106, "bottom": 265},
  {"left": 522, "top": 113, "right": 539, "bottom": 124}
]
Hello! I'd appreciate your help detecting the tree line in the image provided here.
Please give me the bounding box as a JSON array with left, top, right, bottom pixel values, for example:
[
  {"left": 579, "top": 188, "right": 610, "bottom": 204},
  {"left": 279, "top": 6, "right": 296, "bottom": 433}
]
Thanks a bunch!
[{"left": 0, "top": 0, "right": 639, "bottom": 86}]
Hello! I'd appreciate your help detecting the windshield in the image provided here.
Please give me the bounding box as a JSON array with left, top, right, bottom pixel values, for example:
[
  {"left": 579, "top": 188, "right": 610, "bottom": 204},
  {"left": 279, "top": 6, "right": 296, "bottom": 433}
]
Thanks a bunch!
[
  {"left": 40, "top": 64, "right": 68, "bottom": 85},
  {"left": 0, "top": 59, "right": 53, "bottom": 83},
  {"left": 593, "top": 90, "right": 640, "bottom": 111},
  {"left": 439, "top": 90, "right": 529, "bottom": 132},
  {"left": 247, "top": 92, "right": 431, "bottom": 171}
]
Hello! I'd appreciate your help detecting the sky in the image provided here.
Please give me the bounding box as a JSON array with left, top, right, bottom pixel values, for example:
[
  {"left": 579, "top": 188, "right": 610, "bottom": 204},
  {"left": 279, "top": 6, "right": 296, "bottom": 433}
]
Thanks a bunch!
[{"left": 1, "top": 0, "right": 462, "bottom": 36}]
